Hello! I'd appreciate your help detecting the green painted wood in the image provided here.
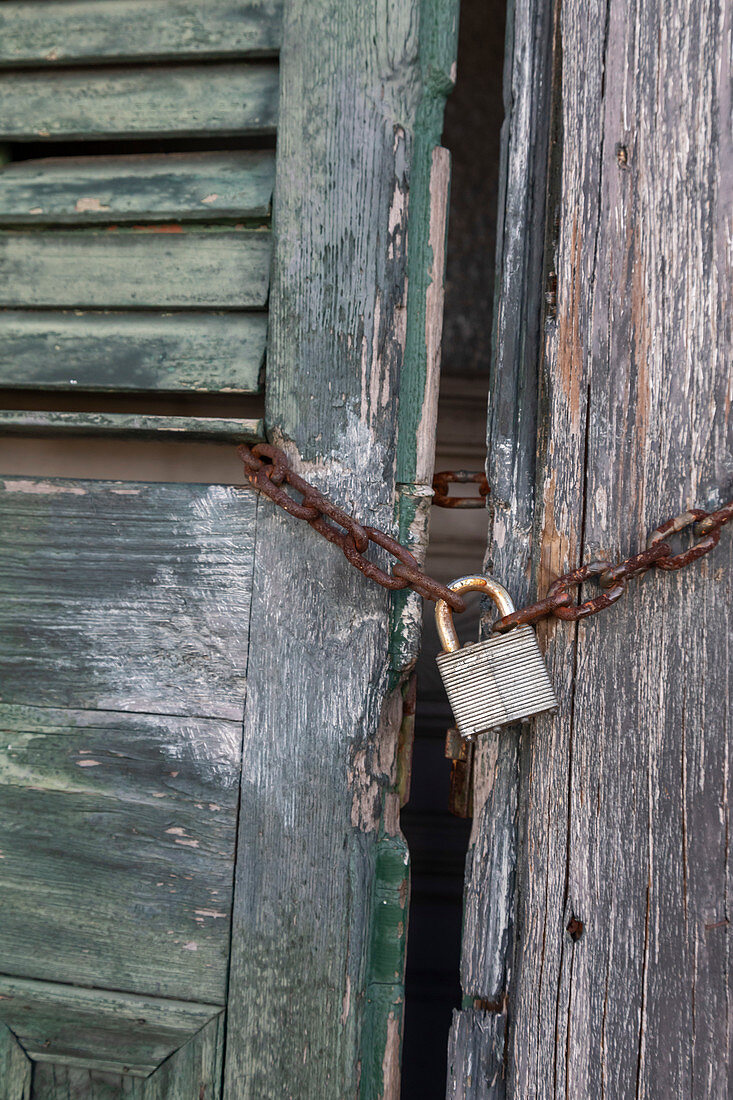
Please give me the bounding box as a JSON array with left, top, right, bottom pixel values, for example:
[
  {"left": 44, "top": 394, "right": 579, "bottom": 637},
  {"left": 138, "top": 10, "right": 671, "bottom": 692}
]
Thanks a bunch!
[
  {"left": 140, "top": 1013, "right": 224, "bottom": 1100},
  {"left": 30, "top": 1014, "right": 225, "bottom": 1100},
  {"left": 0, "top": 1024, "right": 31, "bottom": 1100},
  {"left": 0, "top": 479, "right": 256, "bottom": 720},
  {"left": 221, "top": 1, "right": 456, "bottom": 1096},
  {"left": 0, "top": 411, "right": 264, "bottom": 442},
  {"left": 0, "top": 977, "right": 220, "bottom": 1077},
  {"left": 0, "top": 229, "right": 271, "bottom": 309},
  {"left": 0, "top": 65, "right": 278, "bottom": 141},
  {"left": 0, "top": 703, "right": 241, "bottom": 1002},
  {"left": 0, "top": 152, "right": 275, "bottom": 225},
  {"left": 0, "top": 1, "right": 283, "bottom": 66},
  {"left": 0, "top": 479, "right": 258, "bottom": 1093},
  {"left": 0, "top": 310, "right": 266, "bottom": 394}
]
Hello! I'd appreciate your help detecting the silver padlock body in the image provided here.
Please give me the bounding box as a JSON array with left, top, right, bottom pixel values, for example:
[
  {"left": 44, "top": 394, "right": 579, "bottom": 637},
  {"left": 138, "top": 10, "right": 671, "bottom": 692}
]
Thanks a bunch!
[{"left": 436, "top": 625, "right": 557, "bottom": 738}]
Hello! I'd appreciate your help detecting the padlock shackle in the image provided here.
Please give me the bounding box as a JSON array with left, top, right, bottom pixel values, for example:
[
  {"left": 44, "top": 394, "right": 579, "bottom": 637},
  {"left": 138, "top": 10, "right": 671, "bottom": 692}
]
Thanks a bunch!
[{"left": 435, "top": 574, "right": 516, "bottom": 653}]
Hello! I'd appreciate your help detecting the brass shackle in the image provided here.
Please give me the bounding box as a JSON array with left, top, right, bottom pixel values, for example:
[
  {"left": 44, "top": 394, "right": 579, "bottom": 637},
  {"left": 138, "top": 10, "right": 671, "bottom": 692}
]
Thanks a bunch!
[{"left": 435, "top": 574, "right": 516, "bottom": 653}]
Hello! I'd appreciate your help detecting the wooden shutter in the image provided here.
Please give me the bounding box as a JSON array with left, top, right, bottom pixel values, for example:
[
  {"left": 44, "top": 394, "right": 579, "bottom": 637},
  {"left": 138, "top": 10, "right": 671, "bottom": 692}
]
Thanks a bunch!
[
  {"left": 0, "top": 1, "right": 461, "bottom": 1096},
  {"left": 0, "top": 3, "right": 275, "bottom": 1094}
]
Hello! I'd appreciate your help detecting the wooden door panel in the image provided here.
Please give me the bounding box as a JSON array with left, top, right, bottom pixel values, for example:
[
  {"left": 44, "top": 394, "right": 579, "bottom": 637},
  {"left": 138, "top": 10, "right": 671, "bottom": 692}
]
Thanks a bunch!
[
  {"left": 0, "top": 707, "right": 241, "bottom": 1001},
  {"left": 0, "top": 480, "right": 254, "bottom": 718},
  {"left": 29, "top": 1013, "right": 224, "bottom": 1098},
  {"left": 0, "top": 1025, "right": 31, "bottom": 1100},
  {"left": 0, "top": 480, "right": 255, "bottom": 1088},
  {"left": 0, "top": 978, "right": 221, "bottom": 1077}
]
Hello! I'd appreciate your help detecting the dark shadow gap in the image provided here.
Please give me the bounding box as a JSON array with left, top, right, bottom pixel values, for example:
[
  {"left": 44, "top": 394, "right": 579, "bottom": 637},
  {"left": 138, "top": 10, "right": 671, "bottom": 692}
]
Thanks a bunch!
[{"left": 400, "top": 0, "right": 507, "bottom": 1095}]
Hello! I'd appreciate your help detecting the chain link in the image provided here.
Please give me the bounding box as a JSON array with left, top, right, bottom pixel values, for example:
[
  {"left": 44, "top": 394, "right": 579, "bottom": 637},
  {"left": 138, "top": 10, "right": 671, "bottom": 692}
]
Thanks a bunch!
[
  {"left": 238, "top": 443, "right": 467, "bottom": 612},
  {"left": 493, "top": 499, "right": 732, "bottom": 633},
  {"left": 432, "top": 470, "right": 489, "bottom": 508},
  {"left": 239, "top": 443, "right": 731, "bottom": 631}
]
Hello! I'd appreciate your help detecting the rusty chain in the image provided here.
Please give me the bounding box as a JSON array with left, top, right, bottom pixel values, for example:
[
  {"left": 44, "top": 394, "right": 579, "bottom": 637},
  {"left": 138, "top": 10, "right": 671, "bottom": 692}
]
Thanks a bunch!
[
  {"left": 492, "top": 498, "right": 733, "bottom": 633},
  {"left": 432, "top": 469, "right": 489, "bottom": 508},
  {"left": 238, "top": 442, "right": 467, "bottom": 612},
  {"left": 239, "top": 443, "right": 731, "bottom": 631}
]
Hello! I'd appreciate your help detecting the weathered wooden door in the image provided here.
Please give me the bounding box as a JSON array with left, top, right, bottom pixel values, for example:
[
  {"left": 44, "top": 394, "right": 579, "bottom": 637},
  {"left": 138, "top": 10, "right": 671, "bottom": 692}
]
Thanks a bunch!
[
  {"left": 447, "top": 0, "right": 731, "bottom": 1096},
  {"left": 0, "top": 1, "right": 459, "bottom": 1097}
]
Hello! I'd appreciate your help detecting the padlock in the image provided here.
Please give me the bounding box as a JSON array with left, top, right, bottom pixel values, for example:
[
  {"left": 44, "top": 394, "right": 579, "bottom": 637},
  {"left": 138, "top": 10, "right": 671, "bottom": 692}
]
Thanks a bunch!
[{"left": 435, "top": 575, "right": 557, "bottom": 739}]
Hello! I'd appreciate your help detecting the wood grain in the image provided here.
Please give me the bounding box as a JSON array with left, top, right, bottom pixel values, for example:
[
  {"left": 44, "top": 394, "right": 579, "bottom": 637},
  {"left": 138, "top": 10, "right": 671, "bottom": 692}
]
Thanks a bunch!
[
  {"left": 0, "top": 64, "right": 278, "bottom": 141},
  {"left": 446, "top": 1010, "right": 505, "bottom": 1100},
  {"left": 0, "top": 310, "right": 267, "bottom": 395},
  {"left": 468, "top": 0, "right": 733, "bottom": 1096},
  {"left": 0, "top": 152, "right": 275, "bottom": 225},
  {"left": 0, "top": 1, "right": 283, "bottom": 66},
  {"left": 0, "top": 703, "right": 242, "bottom": 1003},
  {"left": 0, "top": 411, "right": 263, "bottom": 442},
  {"left": 0, "top": 479, "right": 256, "bottom": 720},
  {"left": 0, "top": 1025, "right": 31, "bottom": 1100},
  {"left": 446, "top": 0, "right": 556, "bottom": 1092},
  {"left": 0, "top": 976, "right": 220, "bottom": 1076},
  {"left": 0, "top": 229, "right": 271, "bottom": 309},
  {"left": 221, "top": 1, "right": 456, "bottom": 1096},
  {"left": 29, "top": 1013, "right": 224, "bottom": 1099}
]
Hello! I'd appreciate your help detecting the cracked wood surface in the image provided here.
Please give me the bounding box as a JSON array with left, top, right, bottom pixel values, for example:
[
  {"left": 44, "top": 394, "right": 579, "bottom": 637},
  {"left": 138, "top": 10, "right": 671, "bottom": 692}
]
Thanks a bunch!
[
  {"left": 447, "top": 0, "right": 556, "bottom": 1091},
  {"left": 221, "top": 1, "right": 456, "bottom": 1095},
  {"left": 451, "top": 0, "right": 732, "bottom": 1096}
]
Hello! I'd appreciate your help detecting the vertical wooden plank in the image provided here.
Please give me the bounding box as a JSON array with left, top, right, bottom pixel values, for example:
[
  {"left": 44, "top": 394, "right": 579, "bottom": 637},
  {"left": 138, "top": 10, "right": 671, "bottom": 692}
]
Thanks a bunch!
[
  {"left": 0, "top": 1024, "right": 31, "bottom": 1100},
  {"left": 223, "top": 2, "right": 456, "bottom": 1097},
  {"left": 446, "top": 0, "right": 557, "bottom": 1094},
  {"left": 506, "top": 0, "right": 733, "bottom": 1096}
]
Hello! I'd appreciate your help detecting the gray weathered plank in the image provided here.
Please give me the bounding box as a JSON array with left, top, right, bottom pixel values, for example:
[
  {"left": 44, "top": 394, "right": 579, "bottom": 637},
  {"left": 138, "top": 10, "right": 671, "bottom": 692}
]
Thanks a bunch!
[
  {"left": 0, "top": 976, "right": 220, "bottom": 1076},
  {"left": 0, "top": 0, "right": 283, "bottom": 66},
  {"left": 0, "top": 480, "right": 256, "bottom": 720},
  {"left": 446, "top": 0, "right": 556, "bottom": 1092},
  {"left": 0, "top": 152, "right": 275, "bottom": 224},
  {"left": 0, "top": 1023, "right": 31, "bottom": 1100},
  {"left": 500, "top": 0, "right": 732, "bottom": 1096},
  {"left": 221, "top": 1, "right": 456, "bottom": 1097},
  {"left": 0, "top": 703, "right": 241, "bottom": 1003},
  {"left": 0, "top": 229, "right": 271, "bottom": 308},
  {"left": 0, "top": 65, "right": 278, "bottom": 141},
  {"left": 0, "top": 411, "right": 263, "bottom": 443},
  {"left": 446, "top": 1010, "right": 506, "bottom": 1099},
  {"left": 0, "top": 310, "right": 266, "bottom": 394},
  {"left": 30, "top": 1014, "right": 225, "bottom": 1099}
]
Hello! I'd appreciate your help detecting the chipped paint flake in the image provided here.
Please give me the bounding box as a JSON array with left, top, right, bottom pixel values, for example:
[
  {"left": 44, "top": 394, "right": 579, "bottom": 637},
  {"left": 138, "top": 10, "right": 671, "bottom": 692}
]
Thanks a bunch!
[{"left": 75, "top": 197, "right": 110, "bottom": 213}]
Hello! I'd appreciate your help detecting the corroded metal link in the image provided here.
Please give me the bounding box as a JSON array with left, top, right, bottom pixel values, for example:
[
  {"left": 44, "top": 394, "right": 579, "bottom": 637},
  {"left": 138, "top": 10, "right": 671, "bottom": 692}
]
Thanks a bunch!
[
  {"left": 238, "top": 443, "right": 466, "bottom": 613},
  {"left": 240, "top": 442, "right": 730, "bottom": 628},
  {"left": 649, "top": 508, "right": 720, "bottom": 570},
  {"left": 492, "top": 590, "right": 572, "bottom": 634},
  {"left": 598, "top": 542, "right": 671, "bottom": 587},
  {"left": 494, "top": 497, "right": 731, "bottom": 631},
  {"left": 432, "top": 469, "right": 489, "bottom": 508},
  {"left": 695, "top": 499, "right": 733, "bottom": 535},
  {"left": 548, "top": 561, "right": 626, "bottom": 621}
]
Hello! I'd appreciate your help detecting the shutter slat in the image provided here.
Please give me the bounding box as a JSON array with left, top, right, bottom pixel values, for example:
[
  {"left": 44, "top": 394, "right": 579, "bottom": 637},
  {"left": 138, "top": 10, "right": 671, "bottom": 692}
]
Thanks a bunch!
[
  {"left": 0, "top": 411, "right": 263, "bottom": 442},
  {"left": 0, "top": 0, "right": 284, "bottom": 66},
  {"left": 0, "top": 64, "right": 279, "bottom": 141},
  {"left": 0, "top": 310, "right": 266, "bottom": 394},
  {"left": 0, "top": 229, "right": 271, "bottom": 309},
  {"left": 0, "top": 151, "right": 275, "bottom": 225}
]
